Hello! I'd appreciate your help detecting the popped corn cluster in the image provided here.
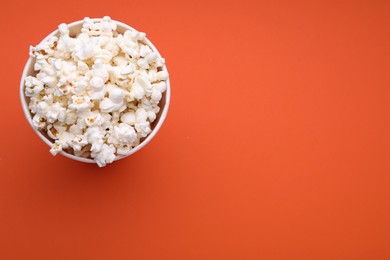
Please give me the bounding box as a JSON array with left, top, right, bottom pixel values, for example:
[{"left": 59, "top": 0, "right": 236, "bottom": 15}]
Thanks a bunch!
[{"left": 25, "top": 17, "right": 168, "bottom": 167}]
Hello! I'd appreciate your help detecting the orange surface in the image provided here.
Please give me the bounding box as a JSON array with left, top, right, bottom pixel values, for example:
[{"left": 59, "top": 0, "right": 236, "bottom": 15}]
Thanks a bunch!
[{"left": 1, "top": 0, "right": 390, "bottom": 259}]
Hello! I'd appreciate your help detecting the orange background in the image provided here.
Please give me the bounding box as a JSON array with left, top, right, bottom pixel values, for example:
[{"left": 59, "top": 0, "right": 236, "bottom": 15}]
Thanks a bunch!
[{"left": 0, "top": 0, "right": 390, "bottom": 259}]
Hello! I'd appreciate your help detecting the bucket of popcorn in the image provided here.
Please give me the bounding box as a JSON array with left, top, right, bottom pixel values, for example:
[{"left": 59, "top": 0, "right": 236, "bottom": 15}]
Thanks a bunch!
[{"left": 20, "top": 17, "right": 170, "bottom": 167}]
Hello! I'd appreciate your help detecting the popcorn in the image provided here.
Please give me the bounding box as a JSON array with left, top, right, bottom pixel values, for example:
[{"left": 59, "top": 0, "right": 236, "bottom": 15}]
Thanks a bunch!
[
  {"left": 108, "top": 123, "right": 137, "bottom": 146},
  {"left": 58, "top": 23, "right": 69, "bottom": 35},
  {"left": 74, "top": 36, "right": 98, "bottom": 60},
  {"left": 134, "top": 108, "right": 151, "bottom": 137},
  {"left": 71, "top": 135, "right": 88, "bottom": 151},
  {"left": 50, "top": 142, "right": 62, "bottom": 156},
  {"left": 65, "top": 111, "right": 78, "bottom": 125},
  {"left": 139, "top": 45, "right": 152, "bottom": 57},
  {"left": 99, "top": 84, "right": 126, "bottom": 113},
  {"left": 89, "top": 76, "right": 105, "bottom": 100},
  {"left": 135, "top": 122, "right": 151, "bottom": 138},
  {"left": 120, "top": 111, "right": 135, "bottom": 125},
  {"left": 93, "top": 144, "right": 116, "bottom": 167},
  {"left": 113, "top": 56, "right": 128, "bottom": 67},
  {"left": 25, "top": 76, "right": 44, "bottom": 96},
  {"left": 146, "top": 52, "right": 158, "bottom": 63},
  {"left": 25, "top": 17, "right": 168, "bottom": 167},
  {"left": 69, "top": 124, "right": 82, "bottom": 135},
  {"left": 157, "top": 71, "right": 169, "bottom": 81},
  {"left": 32, "top": 114, "right": 46, "bottom": 129},
  {"left": 85, "top": 112, "right": 103, "bottom": 127},
  {"left": 152, "top": 81, "right": 167, "bottom": 93},
  {"left": 58, "top": 109, "right": 67, "bottom": 122},
  {"left": 73, "top": 144, "right": 92, "bottom": 158},
  {"left": 116, "top": 145, "right": 131, "bottom": 155},
  {"left": 137, "top": 58, "right": 149, "bottom": 69},
  {"left": 92, "top": 59, "right": 109, "bottom": 82},
  {"left": 73, "top": 80, "right": 87, "bottom": 95},
  {"left": 68, "top": 95, "right": 91, "bottom": 113},
  {"left": 129, "top": 77, "right": 146, "bottom": 100},
  {"left": 85, "top": 127, "right": 105, "bottom": 153},
  {"left": 77, "top": 61, "right": 89, "bottom": 73},
  {"left": 151, "top": 89, "right": 162, "bottom": 103},
  {"left": 36, "top": 101, "right": 50, "bottom": 117},
  {"left": 46, "top": 102, "right": 65, "bottom": 123}
]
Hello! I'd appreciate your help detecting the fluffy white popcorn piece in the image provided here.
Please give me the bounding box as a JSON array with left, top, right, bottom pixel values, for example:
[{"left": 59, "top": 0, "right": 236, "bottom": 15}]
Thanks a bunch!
[
  {"left": 120, "top": 111, "right": 136, "bottom": 125},
  {"left": 92, "top": 60, "right": 109, "bottom": 82},
  {"left": 36, "top": 101, "right": 50, "bottom": 117},
  {"left": 25, "top": 76, "right": 44, "bottom": 96},
  {"left": 46, "top": 102, "right": 65, "bottom": 123},
  {"left": 155, "top": 57, "right": 165, "bottom": 68},
  {"left": 47, "top": 124, "right": 66, "bottom": 140},
  {"left": 85, "top": 127, "right": 105, "bottom": 153},
  {"left": 89, "top": 76, "right": 106, "bottom": 100},
  {"left": 135, "top": 122, "right": 151, "bottom": 138},
  {"left": 76, "top": 117, "right": 88, "bottom": 131},
  {"left": 26, "top": 17, "right": 169, "bottom": 167},
  {"left": 73, "top": 77, "right": 88, "bottom": 94},
  {"left": 147, "top": 70, "right": 168, "bottom": 83},
  {"left": 59, "top": 23, "right": 69, "bottom": 35},
  {"left": 32, "top": 114, "right": 46, "bottom": 129},
  {"left": 65, "top": 111, "right": 78, "bottom": 125},
  {"left": 99, "top": 85, "right": 126, "bottom": 113},
  {"left": 116, "top": 123, "right": 137, "bottom": 143},
  {"left": 151, "top": 89, "right": 162, "bottom": 103},
  {"left": 68, "top": 95, "right": 91, "bottom": 113},
  {"left": 100, "top": 98, "right": 117, "bottom": 113},
  {"left": 50, "top": 142, "right": 62, "bottom": 156},
  {"left": 138, "top": 98, "right": 157, "bottom": 122},
  {"left": 137, "top": 58, "right": 149, "bottom": 69},
  {"left": 56, "top": 132, "right": 75, "bottom": 149},
  {"left": 146, "top": 52, "right": 158, "bottom": 64},
  {"left": 139, "top": 45, "right": 152, "bottom": 57},
  {"left": 108, "top": 123, "right": 137, "bottom": 146},
  {"left": 111, "top": 111, "right": 121, "bottom": 126},
  {"left": 71, "top": 135, "right": 88, "bottom": 151},
  {"left": 116, "top": 145, "right": 131, "bottom": 155},
  {"left": 134, "top": 108, "right": 151, "bottom": 137},
  {"left": 157, "top": 71, "right": 169, "bottom": 81},
  {"left": 69, "top": 124, "right": 82, "bottom": 135},
  {"left": 130, "top": 84, "right": 145, "bottom": 100},
  {"left": 77, "top": 61, "right": 89, "bottom": 72},
  {"left": 100, "top": 113, "right": 112, "bottom": 129},
  {"left": 85, "top": 112, "right": 103, "bottom": 127},
  {"left": 74, "top": 35, "right": 98, "bottom": 60},
  {"left": 113, "top": 56, "right": 128, "bottom": 67},
  {"left": 93, "top": 144, "right": 116, "bottom": 167},
  {"left": 137, "top": 75, "right": 153, "bottom": 96}
]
